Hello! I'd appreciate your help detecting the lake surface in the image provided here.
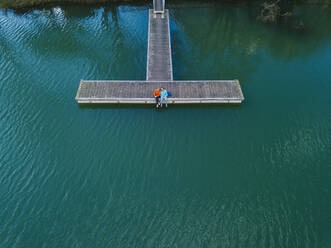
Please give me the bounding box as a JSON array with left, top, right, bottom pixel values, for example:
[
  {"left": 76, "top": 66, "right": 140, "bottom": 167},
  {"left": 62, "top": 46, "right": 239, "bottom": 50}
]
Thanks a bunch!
[{"left": 0, "top": 2, "right": 330, "bottom": 247}]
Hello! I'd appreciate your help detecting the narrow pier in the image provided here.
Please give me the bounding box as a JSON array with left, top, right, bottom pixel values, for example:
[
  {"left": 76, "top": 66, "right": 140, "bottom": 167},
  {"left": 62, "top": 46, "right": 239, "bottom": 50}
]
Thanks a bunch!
[
  {"left": 75, "top": 0, "right": 244, "bottom": 104},
  {"left": 147, "top": 9, "right": 173, "bottom": 81}
]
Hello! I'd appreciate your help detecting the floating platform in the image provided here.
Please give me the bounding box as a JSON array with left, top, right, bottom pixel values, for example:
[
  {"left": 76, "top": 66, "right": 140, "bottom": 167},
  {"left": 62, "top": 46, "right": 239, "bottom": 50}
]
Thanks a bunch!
[{"left": 75, "top": 80, "right": 244, "bottom": 104}]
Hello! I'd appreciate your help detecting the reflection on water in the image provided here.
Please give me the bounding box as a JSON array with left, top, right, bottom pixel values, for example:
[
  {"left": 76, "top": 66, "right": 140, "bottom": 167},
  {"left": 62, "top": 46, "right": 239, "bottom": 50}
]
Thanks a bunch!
[
  {"left": 0, "top": 2, "right": 330, "bottom": 247},
  {"left": 170, "top": 2, "right": 331, "bottom": 80}
]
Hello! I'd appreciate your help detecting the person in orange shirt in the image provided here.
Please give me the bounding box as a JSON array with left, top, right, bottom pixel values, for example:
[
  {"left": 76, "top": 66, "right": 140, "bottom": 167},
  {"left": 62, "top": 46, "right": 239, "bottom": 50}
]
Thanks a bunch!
[{"left": 153, "top": 88, "right": 161, "bottom": 108}]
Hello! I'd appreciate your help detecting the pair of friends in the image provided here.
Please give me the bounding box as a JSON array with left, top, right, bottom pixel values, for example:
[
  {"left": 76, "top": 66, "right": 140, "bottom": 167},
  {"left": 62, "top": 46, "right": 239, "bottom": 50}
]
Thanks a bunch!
[{"left": 153, "top": 87, "right": 168, "bottom": 108}]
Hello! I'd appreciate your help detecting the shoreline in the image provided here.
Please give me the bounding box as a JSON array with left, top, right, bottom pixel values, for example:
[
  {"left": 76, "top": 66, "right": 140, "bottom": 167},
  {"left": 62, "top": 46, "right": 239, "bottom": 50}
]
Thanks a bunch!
[
  {"left": 0, "top": 0, "right": 329, "bottom": 10},
  {"left": 0, "top": 0, "right": 149, "bottom": 10}
]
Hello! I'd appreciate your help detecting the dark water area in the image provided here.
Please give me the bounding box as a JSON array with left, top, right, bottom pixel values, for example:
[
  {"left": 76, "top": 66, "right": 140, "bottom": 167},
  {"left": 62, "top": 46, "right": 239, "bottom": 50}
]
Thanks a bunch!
[{"left": 0, "top": 2, "right": 330, "bottom": 247}]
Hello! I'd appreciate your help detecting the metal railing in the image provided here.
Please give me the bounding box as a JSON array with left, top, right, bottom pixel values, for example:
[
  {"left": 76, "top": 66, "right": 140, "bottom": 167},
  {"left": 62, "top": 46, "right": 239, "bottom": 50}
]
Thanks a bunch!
[{"left": 153, "top": 0, "right": 165, "bottom": 14}]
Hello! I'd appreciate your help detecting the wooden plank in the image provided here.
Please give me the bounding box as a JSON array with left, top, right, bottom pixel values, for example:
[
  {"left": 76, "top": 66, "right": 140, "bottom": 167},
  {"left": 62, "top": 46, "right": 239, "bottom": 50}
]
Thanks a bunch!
[{"left": 75, "top": 80, "right": 244, "bottom": 104}]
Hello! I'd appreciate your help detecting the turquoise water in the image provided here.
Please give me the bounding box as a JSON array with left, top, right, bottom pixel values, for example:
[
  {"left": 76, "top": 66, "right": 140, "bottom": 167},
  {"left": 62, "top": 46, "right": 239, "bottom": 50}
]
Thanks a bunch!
[{"left": 0, "top": 2, "right": 330, "bottom": 247}]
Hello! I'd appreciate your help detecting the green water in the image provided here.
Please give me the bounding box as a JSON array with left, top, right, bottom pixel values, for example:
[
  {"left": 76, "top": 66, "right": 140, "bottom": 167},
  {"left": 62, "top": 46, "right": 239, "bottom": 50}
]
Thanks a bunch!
[{"left": 0, "top": 2, "right": 330, "bottom": 247}]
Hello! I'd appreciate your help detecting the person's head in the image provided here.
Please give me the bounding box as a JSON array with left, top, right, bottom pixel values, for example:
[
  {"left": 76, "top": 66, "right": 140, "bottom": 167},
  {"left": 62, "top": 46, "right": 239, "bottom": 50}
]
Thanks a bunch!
[{"left": 160, "top": 87, "right": 164, "bottom": 90}]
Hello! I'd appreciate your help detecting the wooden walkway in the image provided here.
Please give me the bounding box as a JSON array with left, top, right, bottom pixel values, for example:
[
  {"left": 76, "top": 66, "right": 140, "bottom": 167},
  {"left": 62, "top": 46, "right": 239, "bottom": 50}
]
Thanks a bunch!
[
  {"left": 76, "top": 80, "right": 244, "bottom": 103},
  {"left": 147, "top": 9, "right": 173, "bottom": 81},
  {"left": 75, "top": 2, "right": 245, "bottom": 105}
]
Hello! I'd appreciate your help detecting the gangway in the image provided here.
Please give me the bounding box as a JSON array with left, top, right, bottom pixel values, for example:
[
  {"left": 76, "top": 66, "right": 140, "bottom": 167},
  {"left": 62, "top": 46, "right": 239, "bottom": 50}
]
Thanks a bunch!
[{"left": 153, "top": 0, "right": 165, "bottom": 14}]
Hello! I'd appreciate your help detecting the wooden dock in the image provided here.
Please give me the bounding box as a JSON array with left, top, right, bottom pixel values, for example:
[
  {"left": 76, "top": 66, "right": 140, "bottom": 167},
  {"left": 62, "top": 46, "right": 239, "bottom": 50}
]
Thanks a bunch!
[
  {"left": 75, "top": 1, "right": 244, "bottom": 104},
  {"left": 75, "top": 80, "right": 244, "bottom": 103}
]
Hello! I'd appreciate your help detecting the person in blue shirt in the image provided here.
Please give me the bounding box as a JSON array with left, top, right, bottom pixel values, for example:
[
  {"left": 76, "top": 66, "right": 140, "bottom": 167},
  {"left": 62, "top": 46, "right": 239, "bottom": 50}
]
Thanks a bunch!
[{"left": 160, "top": 87, "right": 168, "bottom": 108}]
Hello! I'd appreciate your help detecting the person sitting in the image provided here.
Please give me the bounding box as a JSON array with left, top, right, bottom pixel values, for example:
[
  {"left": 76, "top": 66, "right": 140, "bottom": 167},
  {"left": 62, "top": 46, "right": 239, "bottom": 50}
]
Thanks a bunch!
[
  {"left": 160, "top": 87, "right": 168, "bottom": 108},
  {"left": 153, "top": 88, "right": 160, "bottom": 107}
]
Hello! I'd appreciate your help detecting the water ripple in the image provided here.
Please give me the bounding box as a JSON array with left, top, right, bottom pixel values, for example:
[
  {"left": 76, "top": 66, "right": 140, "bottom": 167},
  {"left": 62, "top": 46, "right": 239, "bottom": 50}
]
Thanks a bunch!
[{"left": 0, "top": 3, "right": 330, "bottom": 248}]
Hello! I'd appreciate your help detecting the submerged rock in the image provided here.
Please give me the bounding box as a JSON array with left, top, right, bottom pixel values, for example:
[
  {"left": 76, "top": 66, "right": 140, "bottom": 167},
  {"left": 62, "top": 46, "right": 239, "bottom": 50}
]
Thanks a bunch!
[
  {"left": 258, "top": 0, "right": 281, "bottom": 23},
  {"left": 258, "top": 0, "right": 297, "bottom": 25}
]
